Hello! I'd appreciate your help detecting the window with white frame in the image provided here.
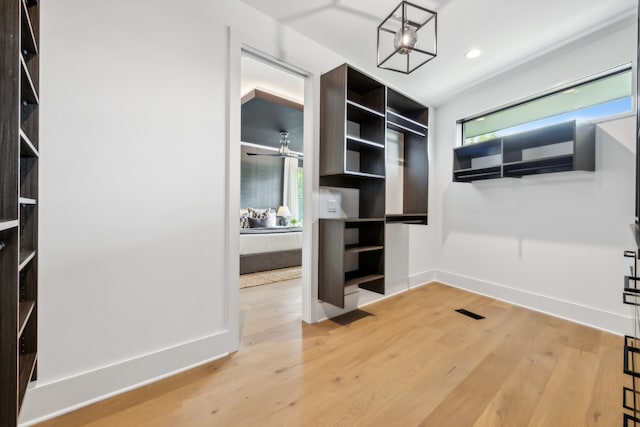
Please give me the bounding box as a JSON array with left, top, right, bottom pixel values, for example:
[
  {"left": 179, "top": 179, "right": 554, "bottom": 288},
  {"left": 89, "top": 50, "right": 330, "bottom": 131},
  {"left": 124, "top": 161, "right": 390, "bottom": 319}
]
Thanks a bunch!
[{"left": 461, "top": 67, "right": 632, "bottom": 145}]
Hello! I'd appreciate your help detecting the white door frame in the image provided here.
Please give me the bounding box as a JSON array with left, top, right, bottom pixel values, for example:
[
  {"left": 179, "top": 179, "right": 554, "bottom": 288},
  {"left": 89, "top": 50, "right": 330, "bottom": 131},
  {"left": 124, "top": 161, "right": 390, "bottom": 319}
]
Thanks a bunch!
[{"left": 226, "top": 30, "right": 319, "bottom": 348}]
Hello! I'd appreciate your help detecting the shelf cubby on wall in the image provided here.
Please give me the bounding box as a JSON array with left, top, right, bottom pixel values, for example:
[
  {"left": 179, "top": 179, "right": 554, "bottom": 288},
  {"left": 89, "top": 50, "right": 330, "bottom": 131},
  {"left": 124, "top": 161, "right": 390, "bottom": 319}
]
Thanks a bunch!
[
  {"left": 1, "top": 0, "right": 40, "bottom": 423},
  {"left": 452, "top": 120, "right": 595, "bottom": 182},
  {"left": 453, "top": 138, "right": 502, "bottom": 182},
  {"left": 453, "top": 120, "right": 596, "bottom": 182}
]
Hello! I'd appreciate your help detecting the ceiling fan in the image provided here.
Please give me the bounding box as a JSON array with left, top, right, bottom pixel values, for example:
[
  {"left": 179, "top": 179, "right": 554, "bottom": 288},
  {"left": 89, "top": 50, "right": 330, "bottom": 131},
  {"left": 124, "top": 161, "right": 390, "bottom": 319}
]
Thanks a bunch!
[{"left": 246, "top": 131, "right": 303, "bottom": 158}]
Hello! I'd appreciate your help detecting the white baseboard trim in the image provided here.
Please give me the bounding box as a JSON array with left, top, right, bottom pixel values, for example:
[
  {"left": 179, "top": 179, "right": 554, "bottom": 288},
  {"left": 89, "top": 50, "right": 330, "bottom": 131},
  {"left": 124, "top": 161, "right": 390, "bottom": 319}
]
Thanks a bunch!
[
  {"left": 315, "top": 270, "right": 438, "bottom": 323},
  {"left": 18, "top": 330, "right": 234, "bottom": 426},
  {"left": 434, "top": 269, "right": 632, "bottom": 336},
  {"left": 409, "top": 270, "right": 436, "bottom": 288}
]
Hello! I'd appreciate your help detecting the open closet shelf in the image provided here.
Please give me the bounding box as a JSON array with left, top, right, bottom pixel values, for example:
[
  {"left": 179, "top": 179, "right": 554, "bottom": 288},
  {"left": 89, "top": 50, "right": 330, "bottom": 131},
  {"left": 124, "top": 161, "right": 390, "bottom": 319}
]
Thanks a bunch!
[
  {"left": 19, "top": 130, "right": 38, "bottom": 157},
  {"left": 19, "top": 250, "right": 36, "bottom": 271},
  {"left": 385, "top": 214, "right": 428, "bottom": 225},
  {"left": 344, "top": 272, "right": 385, "bottom": 288},
  {"left": 344, "top": 245, "right": 384, "bottom": 254},
  {"left": 18, "top": 301, "right": 35, "bottom": 337},
  {"left": 453, "top": 120, "right": 594, "bottom": 182},
  {"left": 18, "top": 352, "right": 37, "bottom": 407},
  {"left": 346, "top": 135, "right": 384, "bottom": 150},
  {"left": 346, "top": 100, "right": 385, "bottom": 118},
  {"left": 0, "top": 220, "right": 19, "bottom": 232}
]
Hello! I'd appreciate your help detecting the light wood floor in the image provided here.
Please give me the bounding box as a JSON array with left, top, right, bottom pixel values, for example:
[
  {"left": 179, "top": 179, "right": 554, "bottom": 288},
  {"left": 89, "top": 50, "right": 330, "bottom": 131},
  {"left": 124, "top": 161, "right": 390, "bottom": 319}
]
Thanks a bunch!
[{"left": 38, "top": 281, "right": 624, "bottom": 426}]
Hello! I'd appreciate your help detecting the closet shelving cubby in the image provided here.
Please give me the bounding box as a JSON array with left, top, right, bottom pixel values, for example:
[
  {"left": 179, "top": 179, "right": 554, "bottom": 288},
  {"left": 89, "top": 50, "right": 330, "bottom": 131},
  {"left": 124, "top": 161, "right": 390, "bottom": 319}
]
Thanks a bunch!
[
  {"left": 319, "top": 218, "right": 385, "bottom": 308},
  {"left": 1, "top": 0, "right": 40, "bottom": 424},
  {"left": 453, "top": 120, "right": 595, "bottom": 182}
]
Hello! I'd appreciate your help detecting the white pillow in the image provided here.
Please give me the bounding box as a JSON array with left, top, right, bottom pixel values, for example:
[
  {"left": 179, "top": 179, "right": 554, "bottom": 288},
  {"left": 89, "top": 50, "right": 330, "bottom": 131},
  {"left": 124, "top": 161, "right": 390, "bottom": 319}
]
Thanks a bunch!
[{"left": 266, "top": 209, "right": 276, "bottom": 227}]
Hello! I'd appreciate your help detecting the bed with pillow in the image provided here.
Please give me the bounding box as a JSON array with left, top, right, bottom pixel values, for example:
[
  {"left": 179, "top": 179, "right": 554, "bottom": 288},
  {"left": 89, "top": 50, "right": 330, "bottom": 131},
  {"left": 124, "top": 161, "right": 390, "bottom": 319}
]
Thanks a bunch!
[{"left": 239, "top": 208, "right": 302, "bottom": 274}]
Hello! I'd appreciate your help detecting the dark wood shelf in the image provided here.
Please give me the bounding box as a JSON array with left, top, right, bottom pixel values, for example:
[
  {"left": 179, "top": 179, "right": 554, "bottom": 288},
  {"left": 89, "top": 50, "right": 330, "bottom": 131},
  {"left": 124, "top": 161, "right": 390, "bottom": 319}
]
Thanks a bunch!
[
  {"left": 18, "top": 352, "right": 37, "bottom": 407},
  {"left": 19, "top": 129, "right": 39, "bottom": 157},
  {"left": 387, "top": 109, "right": 428, "bottom": 137},
  {"left": 19, "top": 197, "right": 36, "bottom": 205},
  {"left": 454, "top": 165, "right": 502, "bottom": 182},
  {"left": 0, "top": 220, "right": 19, "bottom": 232},
  {"left": 503, "top": 155, "right": 574, "bottom": 177},
  {"left": 346, "top": 100, "right": 385, "bottom": 118},
  {"left": 20, "top": 0, "right": 38, "bottom": 55},
  {"left": 346, "top": 135, "right": 384, "bottom": 150},
  {"left": 20, "top": 56, "right": 39, "bottom": 104},
  {"left": 385, "top": 214, "right": 428, "bottom": 225},
  {"left": 343, "top": 170, "right": 385, "bottom": 179},
  {"left": 321, "top": 217, "right": 385, "bottom": 223},
  {"left": 18, "top": 300, "right": 35, "bottom": 337},
  {"left": 344, "top": 244, "right": 384, "bottom": 254},
  {"left": 344, "top": 272, "right": 385, "bottom": 288},
  {"left": 387, "top": 120, "right": 427, "bottom": 137},
  {"left": 387, "top": 109, "right": 428, "bottom": 130},
  {"left": 502, "top": 153, "right": 573, "bottom": 167},
  {"left": 320, "top": 174, "right": 385, "bottom": 189},
  {"left": 19, "top": 249, "right": 36, "bottom": 271}
]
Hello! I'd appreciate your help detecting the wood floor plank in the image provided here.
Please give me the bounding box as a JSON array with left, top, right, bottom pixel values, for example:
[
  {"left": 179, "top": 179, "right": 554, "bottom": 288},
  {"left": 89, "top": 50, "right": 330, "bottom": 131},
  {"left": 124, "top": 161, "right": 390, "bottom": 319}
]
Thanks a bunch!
[
  {"left": 527, "top": 345, "right": 600, "bottom": 427},
  {"left": 37, "top": 281, "right": 625, "bottom": 427}
]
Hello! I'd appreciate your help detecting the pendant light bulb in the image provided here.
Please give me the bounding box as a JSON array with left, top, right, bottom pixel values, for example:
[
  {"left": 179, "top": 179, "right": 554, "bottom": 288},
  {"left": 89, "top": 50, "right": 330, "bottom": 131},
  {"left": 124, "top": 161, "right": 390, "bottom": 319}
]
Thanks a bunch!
[{"left": 394, "top": 26, "right": 418, "bottom": 55}]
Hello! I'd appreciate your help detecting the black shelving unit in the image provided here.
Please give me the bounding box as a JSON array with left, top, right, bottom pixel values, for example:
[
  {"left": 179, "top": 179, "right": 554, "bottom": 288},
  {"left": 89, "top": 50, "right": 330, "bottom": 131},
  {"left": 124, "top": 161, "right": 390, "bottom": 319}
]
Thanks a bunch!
[
  {"left": 318, "top": 64, "right": 430, "bottom": 309},
  {"left": 0, "top": 0, "right": 40, "bottom": 424},
  {"left": 453, "top": 120, "right": 595, "bottom": 182}
]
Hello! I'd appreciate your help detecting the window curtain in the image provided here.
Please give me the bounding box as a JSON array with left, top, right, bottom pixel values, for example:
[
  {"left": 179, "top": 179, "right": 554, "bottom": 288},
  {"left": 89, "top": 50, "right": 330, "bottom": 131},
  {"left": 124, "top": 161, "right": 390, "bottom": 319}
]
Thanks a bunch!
[{"left": 283, "top": 157, "right": 299, "bottom": 220}]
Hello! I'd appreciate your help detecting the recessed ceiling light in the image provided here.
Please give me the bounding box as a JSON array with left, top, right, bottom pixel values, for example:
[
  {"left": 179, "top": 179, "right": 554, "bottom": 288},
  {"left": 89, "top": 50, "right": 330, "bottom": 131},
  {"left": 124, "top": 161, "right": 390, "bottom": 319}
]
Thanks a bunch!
[{"left": 465, "top": 49, "right": 483, "bottom": 59}]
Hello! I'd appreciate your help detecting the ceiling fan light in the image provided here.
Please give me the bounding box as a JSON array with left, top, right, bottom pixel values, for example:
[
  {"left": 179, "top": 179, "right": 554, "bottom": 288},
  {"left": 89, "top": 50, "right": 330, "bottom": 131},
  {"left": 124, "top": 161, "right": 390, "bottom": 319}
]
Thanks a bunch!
[{"left": 279, "top": 131, "right": 290, "bottom": 155}]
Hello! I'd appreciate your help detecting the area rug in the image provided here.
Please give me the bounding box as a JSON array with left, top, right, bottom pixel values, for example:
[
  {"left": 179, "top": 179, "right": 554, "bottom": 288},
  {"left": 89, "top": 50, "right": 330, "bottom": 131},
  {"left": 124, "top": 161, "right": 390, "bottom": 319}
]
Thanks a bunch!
[{"left": 240, "top": 266, "right": 302, "bottom": 289}]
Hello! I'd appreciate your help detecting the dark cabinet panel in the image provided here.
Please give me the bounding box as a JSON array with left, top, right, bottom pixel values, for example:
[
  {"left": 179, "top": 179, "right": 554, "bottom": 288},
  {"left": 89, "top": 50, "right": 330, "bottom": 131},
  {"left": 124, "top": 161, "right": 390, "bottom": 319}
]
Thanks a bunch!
[{"left": 1, "top": 0, "right": 39, "bottom": 423}]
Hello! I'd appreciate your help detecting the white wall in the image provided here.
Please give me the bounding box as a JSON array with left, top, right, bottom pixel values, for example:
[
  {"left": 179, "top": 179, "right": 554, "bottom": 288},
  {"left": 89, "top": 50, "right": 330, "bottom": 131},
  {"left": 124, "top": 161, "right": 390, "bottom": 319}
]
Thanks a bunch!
[
  {"left": 423, "top": 17, "right": 637, "bottom": 334},
  {"left": 21, "top": 0, "right": 347, "bottom": 424}
]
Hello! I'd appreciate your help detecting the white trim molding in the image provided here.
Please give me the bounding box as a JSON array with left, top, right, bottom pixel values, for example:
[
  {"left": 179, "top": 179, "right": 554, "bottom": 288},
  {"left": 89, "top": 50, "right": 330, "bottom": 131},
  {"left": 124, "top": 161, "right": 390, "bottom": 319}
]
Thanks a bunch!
[
  {"left": 18, "top": 331, "right": 232, "bottom": 426},
  {"left": 433, "top": 269, "right": 632, "bottom": 336}
]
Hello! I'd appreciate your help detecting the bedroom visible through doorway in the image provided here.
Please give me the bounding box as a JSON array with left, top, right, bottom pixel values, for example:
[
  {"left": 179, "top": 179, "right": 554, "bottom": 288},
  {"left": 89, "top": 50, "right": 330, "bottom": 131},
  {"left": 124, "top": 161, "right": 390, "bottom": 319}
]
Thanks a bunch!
[{"left": 238, "top": 53, "right": 305, "bottom": 335}]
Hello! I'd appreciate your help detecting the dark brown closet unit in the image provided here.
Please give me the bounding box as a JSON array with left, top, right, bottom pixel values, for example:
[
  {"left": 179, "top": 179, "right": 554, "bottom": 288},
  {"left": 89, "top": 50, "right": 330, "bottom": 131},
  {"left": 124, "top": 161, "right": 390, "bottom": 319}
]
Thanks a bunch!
[
  {"left": 385, "top": 88, "right": 429, "bottom": 225},
  {"left": 0, "top": 0, "right": 40, "bottom": 424},
  {"left": 318, "top": 64, "right": 429, "bottom": 309}
]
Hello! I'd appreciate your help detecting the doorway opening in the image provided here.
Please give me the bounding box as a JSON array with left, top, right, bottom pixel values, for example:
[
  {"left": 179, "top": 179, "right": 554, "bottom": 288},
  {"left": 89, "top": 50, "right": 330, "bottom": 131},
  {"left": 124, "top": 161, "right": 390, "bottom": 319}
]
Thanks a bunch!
[{"left": 238, "top": 51, "right": 307, "bottom": 341}]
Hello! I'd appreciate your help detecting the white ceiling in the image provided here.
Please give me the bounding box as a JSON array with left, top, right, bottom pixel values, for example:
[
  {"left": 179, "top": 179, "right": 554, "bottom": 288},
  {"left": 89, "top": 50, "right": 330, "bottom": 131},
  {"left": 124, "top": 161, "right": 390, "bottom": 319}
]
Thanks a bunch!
[{"left": 240, "top": 0, "right": 636, "bottom": 105}]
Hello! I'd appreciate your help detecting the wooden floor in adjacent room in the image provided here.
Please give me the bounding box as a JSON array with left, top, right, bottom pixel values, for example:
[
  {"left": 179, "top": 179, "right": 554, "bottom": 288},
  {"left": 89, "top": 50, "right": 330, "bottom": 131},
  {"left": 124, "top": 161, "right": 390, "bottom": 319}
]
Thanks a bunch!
[{"left": 38, "top": 281, "right": 623, "bottom": 426}]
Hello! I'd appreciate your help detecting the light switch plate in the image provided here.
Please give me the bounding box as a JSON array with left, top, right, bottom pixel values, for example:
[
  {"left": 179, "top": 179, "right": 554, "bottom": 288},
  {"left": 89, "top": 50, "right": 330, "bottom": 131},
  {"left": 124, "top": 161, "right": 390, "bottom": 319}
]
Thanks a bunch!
[{"left": 327, "top": 199, "right": 337, "bottom": 213}]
